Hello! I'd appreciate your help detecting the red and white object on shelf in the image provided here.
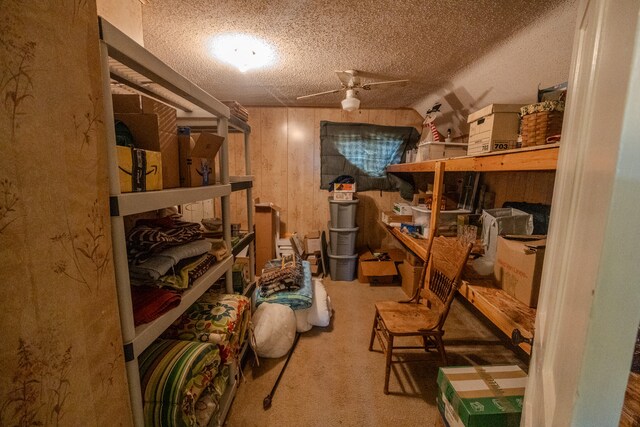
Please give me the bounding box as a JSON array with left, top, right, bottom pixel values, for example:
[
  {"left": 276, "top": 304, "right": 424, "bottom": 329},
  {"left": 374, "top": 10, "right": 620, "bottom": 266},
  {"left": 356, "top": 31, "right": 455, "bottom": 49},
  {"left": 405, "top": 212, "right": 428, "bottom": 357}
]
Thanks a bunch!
[{"left": 331, "top": 182, "right": 356, "bottom": 201}]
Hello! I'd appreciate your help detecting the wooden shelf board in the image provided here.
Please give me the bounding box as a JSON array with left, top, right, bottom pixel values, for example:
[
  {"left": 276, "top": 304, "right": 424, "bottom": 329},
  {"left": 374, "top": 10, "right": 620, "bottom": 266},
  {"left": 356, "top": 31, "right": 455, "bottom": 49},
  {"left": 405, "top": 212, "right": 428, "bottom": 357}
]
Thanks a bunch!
[
  {"left": 384, "top": 226, "right": 535, "bottom": 354},
  {"left": 387, "top": 144, "right": 559, "bottom": 173},
  {"left": 458, "top": 275, "right": 535, "bottom": 355},
  {"left": 387, "top": 226, "right": 429, "bottom": 260},
  {"left": 130, "top": 256, "right": 233, "bottom": 358}
]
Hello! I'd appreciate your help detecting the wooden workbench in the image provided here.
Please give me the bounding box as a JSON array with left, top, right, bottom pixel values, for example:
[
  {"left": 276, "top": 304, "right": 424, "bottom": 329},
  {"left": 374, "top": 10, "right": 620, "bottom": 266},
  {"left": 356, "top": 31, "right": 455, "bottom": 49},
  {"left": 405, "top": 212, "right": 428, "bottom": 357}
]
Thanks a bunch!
[{"left": 385, "top": 225, "right": 535, "bottom": 354}]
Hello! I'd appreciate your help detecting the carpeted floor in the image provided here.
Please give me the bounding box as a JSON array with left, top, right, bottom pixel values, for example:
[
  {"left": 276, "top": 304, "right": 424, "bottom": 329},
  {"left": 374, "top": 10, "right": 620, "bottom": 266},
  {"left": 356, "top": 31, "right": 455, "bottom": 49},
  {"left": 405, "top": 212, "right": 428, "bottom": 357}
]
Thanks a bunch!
[{"left": 225, "top": 278, "right": 526, "bottom": 427}]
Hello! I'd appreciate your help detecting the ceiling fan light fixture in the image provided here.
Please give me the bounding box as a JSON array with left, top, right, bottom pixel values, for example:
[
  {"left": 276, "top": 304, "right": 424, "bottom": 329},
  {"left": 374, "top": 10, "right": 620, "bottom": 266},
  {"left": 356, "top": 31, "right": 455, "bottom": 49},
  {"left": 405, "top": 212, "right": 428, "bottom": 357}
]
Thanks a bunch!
[
  {"left": 341, "top": 89, "right": 360, "bottom": 111},
  {"left": 341, "top": 96, "right": 360, "bottom": 112},
  {"left": 209, "top": 33, "right": 275, "bottom": 72}
]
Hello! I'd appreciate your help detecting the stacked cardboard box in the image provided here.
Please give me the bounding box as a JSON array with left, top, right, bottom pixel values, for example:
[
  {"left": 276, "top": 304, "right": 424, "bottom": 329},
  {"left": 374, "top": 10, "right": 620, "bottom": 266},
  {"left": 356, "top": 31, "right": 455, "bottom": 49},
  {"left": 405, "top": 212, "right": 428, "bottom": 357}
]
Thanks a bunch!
[
  {"left": 112, "top": 94, "right": 180, "bottom": 189},
  {"left": 398, "top": 252, "right": 424, "bottom": 297},
  {"left": 116, "top": 146, "right": 162, "bottom": 193},
  {"left": 177, "top": 129, "right": 224, "bottom": 187},
  {"left": 493, "top": 236, "right": 546, "bottom": 307},
  {"left": 467, "top": 104, "right": 523, "bottom": 156},
  {"left": 437, "top": 365, "right": 526, "bottom": 427},
  {"left": 331, "top": 182, "right": 356, "bottom": 201},
  {"left": 358, "top": 248, "right": 404, "bottom": 285}
]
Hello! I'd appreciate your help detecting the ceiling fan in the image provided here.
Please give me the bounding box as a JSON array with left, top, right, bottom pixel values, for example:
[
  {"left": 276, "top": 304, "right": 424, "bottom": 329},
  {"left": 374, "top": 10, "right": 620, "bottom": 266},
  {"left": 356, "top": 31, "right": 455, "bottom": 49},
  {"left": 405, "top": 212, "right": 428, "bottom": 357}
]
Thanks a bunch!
[{"left": 296, "top": 70, "right": 409, "bottom": 111}]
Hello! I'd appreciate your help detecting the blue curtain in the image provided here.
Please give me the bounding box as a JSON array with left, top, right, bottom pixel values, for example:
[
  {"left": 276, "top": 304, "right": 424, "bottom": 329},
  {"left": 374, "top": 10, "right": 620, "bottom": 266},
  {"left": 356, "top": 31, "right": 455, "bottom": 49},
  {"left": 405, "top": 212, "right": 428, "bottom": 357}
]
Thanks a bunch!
[{"left": 320, "top": 121, "right": 419, "bottom": 194}]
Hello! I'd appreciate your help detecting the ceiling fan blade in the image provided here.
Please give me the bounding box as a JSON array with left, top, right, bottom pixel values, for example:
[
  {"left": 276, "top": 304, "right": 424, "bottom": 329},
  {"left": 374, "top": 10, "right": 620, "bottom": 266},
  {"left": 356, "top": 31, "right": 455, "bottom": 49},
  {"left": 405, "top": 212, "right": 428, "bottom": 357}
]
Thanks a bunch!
[
  {"left": 296, "top": 88, "right": 344, "bottom": 100},
  {"left": 335, "top": 70, "right": 358, "bottom": 87},
  {"left": 351, "top": 71, "right": 388, "bottom": 80},
  {"left": 361, "top": 79, "right": 409, "bottom": 90}
]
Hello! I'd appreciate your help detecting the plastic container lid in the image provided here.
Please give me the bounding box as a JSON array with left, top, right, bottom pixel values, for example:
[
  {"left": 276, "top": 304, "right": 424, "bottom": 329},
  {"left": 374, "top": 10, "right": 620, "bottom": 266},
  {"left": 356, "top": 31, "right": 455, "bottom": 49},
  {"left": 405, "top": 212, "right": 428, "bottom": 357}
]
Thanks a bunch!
[
  {"left": 328, "top": 224, "right": 359, "bottom": 232},
  {"left": 328, "top": 197, "right": 359, "bottom": 205}
]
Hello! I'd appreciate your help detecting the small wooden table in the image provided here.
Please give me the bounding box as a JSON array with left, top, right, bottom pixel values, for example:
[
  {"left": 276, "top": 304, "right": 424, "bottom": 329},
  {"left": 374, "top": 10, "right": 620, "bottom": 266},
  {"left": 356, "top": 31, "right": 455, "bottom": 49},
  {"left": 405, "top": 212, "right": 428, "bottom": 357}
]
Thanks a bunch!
[{"left": 384, "top": 225, "right": 535, "bottom": 354}]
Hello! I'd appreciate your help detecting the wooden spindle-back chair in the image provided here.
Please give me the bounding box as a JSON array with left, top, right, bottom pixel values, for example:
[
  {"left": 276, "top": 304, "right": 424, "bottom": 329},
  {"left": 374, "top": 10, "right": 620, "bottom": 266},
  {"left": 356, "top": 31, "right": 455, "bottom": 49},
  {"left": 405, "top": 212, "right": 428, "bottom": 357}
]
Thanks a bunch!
[{"left": 368, "top": 236, "right": 472, "bottom": 394}]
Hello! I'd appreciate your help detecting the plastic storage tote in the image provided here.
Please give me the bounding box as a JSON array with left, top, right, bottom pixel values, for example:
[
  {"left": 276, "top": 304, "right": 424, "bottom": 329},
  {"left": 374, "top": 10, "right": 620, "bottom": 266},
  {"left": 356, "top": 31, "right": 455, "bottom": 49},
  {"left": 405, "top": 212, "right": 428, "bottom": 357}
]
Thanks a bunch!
[
  {"left": 329, "top": 198, "right": 358, "bottom": 228},
  {"left": 411, "top": 206, "right": 471, "bottom": 236},
  {"left": 328, "top": 249, "right": 358, "bottom": 281},
  {"left": 481, "top": 208, "right": 534, "bottom": 260},
  {"left": 328, "top": 223, "right": 358, "bottom": 255}
]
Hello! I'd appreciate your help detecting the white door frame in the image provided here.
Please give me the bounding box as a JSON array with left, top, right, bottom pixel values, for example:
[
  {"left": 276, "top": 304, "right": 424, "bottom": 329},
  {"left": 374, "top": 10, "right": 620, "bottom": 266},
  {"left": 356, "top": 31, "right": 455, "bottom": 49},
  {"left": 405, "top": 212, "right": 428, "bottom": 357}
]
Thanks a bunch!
[{"left": 523, "top": 0, "right": 640, "bottom": 425}]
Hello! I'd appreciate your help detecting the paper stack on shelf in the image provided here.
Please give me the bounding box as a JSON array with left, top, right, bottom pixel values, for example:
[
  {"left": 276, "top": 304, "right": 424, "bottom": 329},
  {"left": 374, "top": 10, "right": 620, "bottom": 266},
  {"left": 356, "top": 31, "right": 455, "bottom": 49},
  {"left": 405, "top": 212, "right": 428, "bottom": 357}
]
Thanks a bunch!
[{"left": 223, "top": 101, "right": 249, "bottom": 122}]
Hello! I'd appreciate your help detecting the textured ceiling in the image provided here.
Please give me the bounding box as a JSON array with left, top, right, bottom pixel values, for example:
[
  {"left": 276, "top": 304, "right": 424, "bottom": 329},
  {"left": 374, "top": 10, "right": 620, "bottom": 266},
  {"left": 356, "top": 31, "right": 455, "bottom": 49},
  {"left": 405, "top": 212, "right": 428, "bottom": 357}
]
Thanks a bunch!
[{"left": 142, "top": 0, "right": 568, "bottom": 109}]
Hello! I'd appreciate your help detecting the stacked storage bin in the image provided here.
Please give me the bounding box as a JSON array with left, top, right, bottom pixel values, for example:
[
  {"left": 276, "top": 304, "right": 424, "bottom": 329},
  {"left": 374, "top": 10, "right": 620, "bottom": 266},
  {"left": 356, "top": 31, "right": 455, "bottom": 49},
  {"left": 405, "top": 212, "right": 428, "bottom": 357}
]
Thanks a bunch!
[{"left": 327, "top": 192, "right": 359, "bottom": 281}]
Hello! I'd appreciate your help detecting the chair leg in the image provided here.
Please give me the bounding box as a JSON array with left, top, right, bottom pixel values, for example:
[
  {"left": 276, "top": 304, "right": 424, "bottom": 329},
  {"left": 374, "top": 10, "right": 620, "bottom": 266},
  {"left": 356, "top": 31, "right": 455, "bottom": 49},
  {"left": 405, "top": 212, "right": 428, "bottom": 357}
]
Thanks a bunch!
[
  {"left": 435, "top": 335, "right": 447, "bottom": 365},
  {"left": 369, "top": 311, "right": 379, "bottom": 351},
  {"left": 422, "top": 336, "right": 431, "bottom": 352},
  {"left": 384, "top": 335, "right": 394, "bottom": 394}
]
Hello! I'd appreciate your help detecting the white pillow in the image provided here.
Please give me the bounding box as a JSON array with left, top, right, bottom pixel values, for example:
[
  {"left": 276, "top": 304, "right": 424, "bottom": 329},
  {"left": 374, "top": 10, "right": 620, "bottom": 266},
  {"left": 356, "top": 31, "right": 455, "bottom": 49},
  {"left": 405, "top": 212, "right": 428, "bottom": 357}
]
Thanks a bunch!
[
  {"left": 294, "top": 308, "right": 313, "bottom": 333},
  {"left": 252, "top": 303, "right": 296, "bottom": 358},
  {"left": 307, "top": 279, "right": 333, "bottom": 327}
]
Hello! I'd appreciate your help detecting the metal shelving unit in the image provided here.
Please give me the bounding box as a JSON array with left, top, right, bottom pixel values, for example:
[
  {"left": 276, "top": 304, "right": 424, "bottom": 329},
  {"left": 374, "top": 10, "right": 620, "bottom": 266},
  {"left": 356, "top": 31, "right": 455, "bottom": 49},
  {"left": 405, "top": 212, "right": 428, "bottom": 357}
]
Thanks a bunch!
[
  {"left": 98, "top": 17, "right": 243, "bottom": 427},
  {"left": 176, "top": 106, "right": 256, "bottom": 287}
]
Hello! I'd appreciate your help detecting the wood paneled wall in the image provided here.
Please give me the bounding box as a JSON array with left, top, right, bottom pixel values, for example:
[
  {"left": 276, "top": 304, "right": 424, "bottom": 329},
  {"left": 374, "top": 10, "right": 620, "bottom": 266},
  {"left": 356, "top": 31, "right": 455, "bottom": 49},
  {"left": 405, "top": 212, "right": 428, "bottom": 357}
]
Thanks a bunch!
[
  {"left": 481, "top": 171, "right": 556, "bottom": 208},
  {"left": 227, "top": 107, "right": 423, "bottom": 249}
]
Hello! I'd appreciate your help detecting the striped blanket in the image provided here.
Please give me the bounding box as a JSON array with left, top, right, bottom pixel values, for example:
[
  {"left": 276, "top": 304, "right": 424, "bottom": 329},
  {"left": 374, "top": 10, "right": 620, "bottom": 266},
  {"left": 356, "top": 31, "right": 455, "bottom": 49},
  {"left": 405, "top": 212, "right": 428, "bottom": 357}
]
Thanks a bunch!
[{"left": 139, "top": 340, "right": 220, "bottom": 426}]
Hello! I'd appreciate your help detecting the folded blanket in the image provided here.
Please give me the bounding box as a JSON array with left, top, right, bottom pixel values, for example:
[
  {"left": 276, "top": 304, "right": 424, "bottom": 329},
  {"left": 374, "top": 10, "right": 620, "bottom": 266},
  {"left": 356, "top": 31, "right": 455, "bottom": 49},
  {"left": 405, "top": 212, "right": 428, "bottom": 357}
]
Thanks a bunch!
[
  {"left": 129, "top": 240, "right": 212, "bottom": 284},
  {"left": 128, "top": 215, "right": 203, "bottom": 263},
  {"left": 131, "top": 286, "right": 181, "bottom": 326},
  {"left": 139, "top": 340, "right": 221, "bottom": 427},
  {"left": 256, "top": 261, "right": 313, "bottom": 311},
  {"left": 164, "top": 293, "right": 251, "bottom": 364},
  {"left": 155, "top": 253, "right": 217, "bottom": 290},
  {"left": 259, "top": 255, "right": 304, "bottom": 297}
]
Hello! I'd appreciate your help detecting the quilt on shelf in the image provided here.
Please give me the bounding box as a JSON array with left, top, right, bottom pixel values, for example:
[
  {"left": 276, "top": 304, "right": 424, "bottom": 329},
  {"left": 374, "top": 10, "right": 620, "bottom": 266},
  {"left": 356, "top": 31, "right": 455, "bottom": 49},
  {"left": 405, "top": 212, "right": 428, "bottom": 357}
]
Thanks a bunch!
[
  {"left": 139, "top": 339, "right": 224, "bottom": 427},
  {"left": 163, "top": 292, "right": 252, "bottom": 364}
]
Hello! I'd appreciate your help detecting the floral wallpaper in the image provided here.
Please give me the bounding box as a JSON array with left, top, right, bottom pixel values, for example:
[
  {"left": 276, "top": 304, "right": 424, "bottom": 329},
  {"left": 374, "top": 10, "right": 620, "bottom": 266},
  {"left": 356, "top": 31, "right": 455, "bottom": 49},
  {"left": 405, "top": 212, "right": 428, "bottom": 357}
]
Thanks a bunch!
[{"left": 0, "top": 1, "right": 132, "bottom": 425}]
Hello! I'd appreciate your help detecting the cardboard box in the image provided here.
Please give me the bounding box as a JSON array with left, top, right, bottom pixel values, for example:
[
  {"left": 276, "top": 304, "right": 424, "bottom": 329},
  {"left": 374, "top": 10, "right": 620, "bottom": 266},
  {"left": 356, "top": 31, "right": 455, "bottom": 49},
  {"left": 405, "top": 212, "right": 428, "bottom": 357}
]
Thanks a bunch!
[
  {"left": 304, "top": 230, "right": 322, "bottom": 254},
  {"left": 399, "top": 261, "right": 424, "bottom": 298},
  {"left": 113, "top": 95, "right": 180, "bottom": 188},
  {"left": 405, "top": 250, "right": 424, "bottom": 267},
  {"left": 466, "top": 105, "right": 523, "bottom": 156},
  {"left": 437, "top": 365, "right": 526, "bottom": 427},
  {"left": 393, "top": 202, "right": 413, "bottom": 215},
  {"left": 381, "top": 210, "right": 413, "bottom": 227},
  {"left": 494, "top": 236, "right": 546, "bottom": 307},
  {"left": 467, "top": 138, "right": 517, "bottom": 156},
  {"left": 417, "top": 141, "right": 468, "bottom": 161},
  {"left": 332, "top": 192, "right": 354, "bottom": 201},
  {"left": 358, "top": 248, "right": 403, "bottom": 284},
  {"left": 116, "top": 146, "right": 162, "bottom": 192},
  {"left": 467, "top": 104, "right": 525, "bottom": 123},
  {"left": 333, "top": 182, "right": 356, "bottom": 192},
  {"left": 310, "top": 263, "right": 320, "bottom": 275},
  {"left": 255, "top": 201, "right": 280, "bottom": 272},
  {"left": 178, "top": 129, "right": 224, "bottom": 187}
]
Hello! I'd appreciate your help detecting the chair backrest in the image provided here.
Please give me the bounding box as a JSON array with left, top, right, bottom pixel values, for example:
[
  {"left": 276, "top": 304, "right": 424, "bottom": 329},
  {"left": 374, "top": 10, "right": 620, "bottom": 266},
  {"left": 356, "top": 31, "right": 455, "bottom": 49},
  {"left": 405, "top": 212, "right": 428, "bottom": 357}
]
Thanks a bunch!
[{"left": 420, "top": 237, "right": 472, "bottom": 329}]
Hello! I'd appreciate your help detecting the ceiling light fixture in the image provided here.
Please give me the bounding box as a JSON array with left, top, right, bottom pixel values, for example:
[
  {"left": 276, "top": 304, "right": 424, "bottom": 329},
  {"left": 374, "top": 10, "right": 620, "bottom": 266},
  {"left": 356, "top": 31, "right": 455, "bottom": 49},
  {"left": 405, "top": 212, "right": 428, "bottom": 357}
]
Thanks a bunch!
[
  {"left": 341, "top": 89, "right": 360, "bottom": 112},
  {"left": 209, "top": 33, "right": 275, "bottom": 73}
]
